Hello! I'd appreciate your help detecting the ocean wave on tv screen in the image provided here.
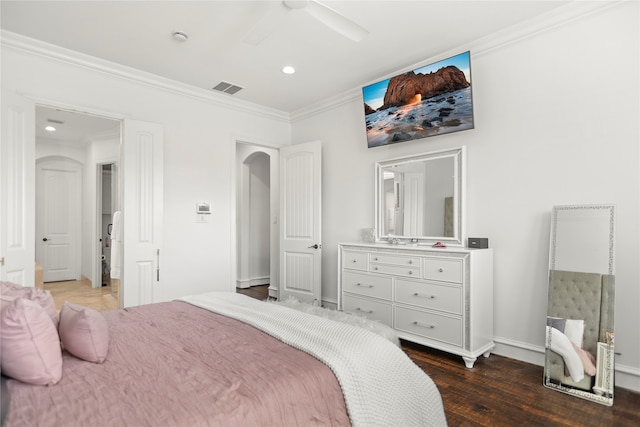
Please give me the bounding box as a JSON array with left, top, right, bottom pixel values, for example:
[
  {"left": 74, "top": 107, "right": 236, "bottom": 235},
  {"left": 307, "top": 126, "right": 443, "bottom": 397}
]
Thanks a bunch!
[{"left": 365, "top": 87, "right": 473, "bottom": 148}]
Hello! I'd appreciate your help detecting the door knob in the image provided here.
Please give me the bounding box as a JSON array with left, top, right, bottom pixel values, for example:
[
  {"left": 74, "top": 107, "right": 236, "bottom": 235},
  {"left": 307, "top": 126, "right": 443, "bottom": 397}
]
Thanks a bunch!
[
  {"left": 308, "top": 244, "right": 321, "bottom": 249},
  {"left": 42, "top": 237, "right": 49, "bottom": 242}
]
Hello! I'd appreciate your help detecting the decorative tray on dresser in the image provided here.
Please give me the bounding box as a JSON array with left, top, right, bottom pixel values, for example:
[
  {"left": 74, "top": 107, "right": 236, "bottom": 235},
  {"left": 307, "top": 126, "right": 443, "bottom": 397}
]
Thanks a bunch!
[{"left": 338, "top": 243, "right": 494, "bottom": 368}]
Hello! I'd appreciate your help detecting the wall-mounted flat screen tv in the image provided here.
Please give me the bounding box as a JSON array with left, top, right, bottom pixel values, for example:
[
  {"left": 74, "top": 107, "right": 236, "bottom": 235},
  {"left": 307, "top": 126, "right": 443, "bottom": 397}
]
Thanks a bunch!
[{"left": 362, "top": 51, "right": 473, "bottom": 148}]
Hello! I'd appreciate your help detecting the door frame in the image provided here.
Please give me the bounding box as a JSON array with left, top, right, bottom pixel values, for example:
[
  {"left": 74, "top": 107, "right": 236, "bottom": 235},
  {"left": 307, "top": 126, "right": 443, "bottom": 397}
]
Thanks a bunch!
[
  {"left": 12, "top": 96, "right": 124, "bottom": 291},
  {"left": 35, "top": 102, "right": 122, "bottom": 289},
  {"left": 231, "top": 136, "right": 283, "bottom": 298}
]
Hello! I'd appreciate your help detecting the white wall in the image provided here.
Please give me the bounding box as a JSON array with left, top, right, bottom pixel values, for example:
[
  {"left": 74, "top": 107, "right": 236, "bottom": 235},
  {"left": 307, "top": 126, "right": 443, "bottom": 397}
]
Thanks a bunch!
[
  {"left": 291, "top": 2, "right": 639, "bottom": 389},
  {"left": 2, "top": 35, "right": 291, "bottom": 302}
]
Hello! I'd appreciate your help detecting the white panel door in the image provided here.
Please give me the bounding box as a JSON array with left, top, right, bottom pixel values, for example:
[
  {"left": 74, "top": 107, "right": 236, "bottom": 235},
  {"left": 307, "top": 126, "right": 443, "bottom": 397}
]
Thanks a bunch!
[
  {"left": 36, "top": 159, "right": 82, "bottom": 282},
  {"left": 0, "top": 91, "right": 35, "bottom": 285},
  {"left": 279, "top": 141, "right": 321, "bottom": 304},
  {"left": 122, "top": 120, "right": 163, "bottom": 307}
]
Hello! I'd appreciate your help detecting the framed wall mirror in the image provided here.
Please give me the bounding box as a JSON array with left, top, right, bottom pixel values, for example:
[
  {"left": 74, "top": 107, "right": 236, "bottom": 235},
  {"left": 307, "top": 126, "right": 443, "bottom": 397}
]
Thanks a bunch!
[
  {"left": 544, "top": 204, "right": 615, "bottom": 405},
  {"left": 375, "top": 147, "right": 465, "bottom": 246}
]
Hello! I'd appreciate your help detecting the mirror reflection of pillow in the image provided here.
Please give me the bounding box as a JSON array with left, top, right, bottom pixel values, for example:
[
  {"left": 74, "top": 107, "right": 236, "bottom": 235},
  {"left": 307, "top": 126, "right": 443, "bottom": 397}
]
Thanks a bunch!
[
  {"left": 563, "top": 319, "right": 585, "bottom": 348},
  {"left": 546, "top": 326, "right": 584, "bottom": 382},
  {"left": 547, "top": 317, "right": 584, "bottom": 348},
  {"left": 570, "top": 343, "right": 596, "bottom": 376}
]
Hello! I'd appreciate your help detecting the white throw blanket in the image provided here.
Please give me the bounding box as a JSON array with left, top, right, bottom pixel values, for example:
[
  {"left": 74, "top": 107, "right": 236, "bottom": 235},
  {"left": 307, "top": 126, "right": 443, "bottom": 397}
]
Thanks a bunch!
[
  {"left": 180, "top": 292, "right": 447, "bottom": 427},
  {"left": 268, "top": 297, "right": 400, "bottom": 346}
]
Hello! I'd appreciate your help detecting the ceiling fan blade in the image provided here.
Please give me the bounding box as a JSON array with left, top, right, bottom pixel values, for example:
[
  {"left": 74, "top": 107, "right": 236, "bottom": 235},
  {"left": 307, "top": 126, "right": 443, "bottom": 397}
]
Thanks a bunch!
[
  {"left": 305, "top": 0, "right": 368, "bottom": 42},
  {"left": 243, "top": 2, "right": 291, "bottom": 46}
]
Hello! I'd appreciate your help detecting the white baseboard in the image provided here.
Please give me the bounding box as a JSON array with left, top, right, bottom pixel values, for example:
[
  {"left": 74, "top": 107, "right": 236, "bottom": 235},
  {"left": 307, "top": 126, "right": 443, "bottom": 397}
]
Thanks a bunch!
[
  {"left": 268, "top": 286, "right": 278, "bottom": 299},
  {"left": 236, "top": 276, "right": 269, "bottom": 289},
  {"left": 493, "top": 336, "right": 640, "bottom": 393}
]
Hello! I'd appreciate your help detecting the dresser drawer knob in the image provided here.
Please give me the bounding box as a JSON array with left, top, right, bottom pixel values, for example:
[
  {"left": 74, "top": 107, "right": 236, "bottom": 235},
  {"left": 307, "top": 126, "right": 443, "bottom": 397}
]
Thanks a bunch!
[
  {"left": 438, "top": 268, "right": 444, "bottom": 273},
  {"left": 408, "top": 271, "right": 413, "bottom": 275},
  {"left": 356, "top": 307, "right": 374, "bottom": 314},
  {"left": 414, "top": 293, "right": 435, "bottom": 299},
  {"left": 374, "top": 257, "right": 379, "bottom": 261},
  {"left": 414, "top": 321, "right": 435, "bottom": 329},
  {"left": 356, "top": 283, "right": 373, "bottom": 288},
  {"left": 352, "top": 259, "right": 357, "bottom": 263},
  {"left": 408, "top": 260, "right": 413, "bottom": 264},
  {"left": 373, "top": 267, "right": 378, "bottom": 270}
]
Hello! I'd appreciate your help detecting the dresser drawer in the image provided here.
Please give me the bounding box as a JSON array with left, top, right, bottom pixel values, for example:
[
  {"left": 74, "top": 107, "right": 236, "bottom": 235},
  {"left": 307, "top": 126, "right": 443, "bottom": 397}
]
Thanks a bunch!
[
  {"left": 423, "top": 258, "right": 463, "bottom": 283},
  {"left": 342, "top": 250, "right": 368, "bottom": 271},
  {"left": 370, "top": 263, "right": 421, "bottom": 278},
  {"left": 395, "top": 279, "right": 462, "bottom": 315},
  {"left": 395, "top": 306, "right": 462, "bottom": 347},
  {"left": 369, "top": 253, "right": 420, "bottom": 267},
  {"left": 342, "top": 270, "right": 392, "bottom": 300},
  {"left": 342, "top": 294, "right": 393, "bottom": 326}
]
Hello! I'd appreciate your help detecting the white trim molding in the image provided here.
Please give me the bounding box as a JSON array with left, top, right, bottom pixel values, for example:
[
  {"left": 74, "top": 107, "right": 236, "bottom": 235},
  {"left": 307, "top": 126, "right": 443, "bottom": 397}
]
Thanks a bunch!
[
  {"left": 1, "top": 30, "right": 290, "bottom": 124},
  {"left": 290, "top": 0, "right": 622, "bottom": 122}
]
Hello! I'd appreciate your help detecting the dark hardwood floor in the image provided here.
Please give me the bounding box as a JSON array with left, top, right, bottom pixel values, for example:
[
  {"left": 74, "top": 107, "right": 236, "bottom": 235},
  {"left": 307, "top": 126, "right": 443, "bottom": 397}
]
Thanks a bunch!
[
  {"left": 238, "top": 285, "right": 640, "bottom": 426},
  {"left": 403, "top": 341, "right": 640, "bottom": 426}
]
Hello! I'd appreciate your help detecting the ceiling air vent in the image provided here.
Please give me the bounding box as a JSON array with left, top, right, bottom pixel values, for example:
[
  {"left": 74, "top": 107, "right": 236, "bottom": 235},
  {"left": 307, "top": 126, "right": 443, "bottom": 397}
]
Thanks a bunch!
[
  {"left": 47, "top": 118, "right": 64, "bottom": 124},
  {"left": 212, "top": 81, "right": 243, "bottom": 95}
]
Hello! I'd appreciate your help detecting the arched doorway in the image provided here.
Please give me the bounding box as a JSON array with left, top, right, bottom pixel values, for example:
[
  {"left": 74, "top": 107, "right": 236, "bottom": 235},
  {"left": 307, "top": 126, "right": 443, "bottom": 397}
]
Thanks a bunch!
[{"left": 236, "top": 143, "right": 279, "bottom": 297}]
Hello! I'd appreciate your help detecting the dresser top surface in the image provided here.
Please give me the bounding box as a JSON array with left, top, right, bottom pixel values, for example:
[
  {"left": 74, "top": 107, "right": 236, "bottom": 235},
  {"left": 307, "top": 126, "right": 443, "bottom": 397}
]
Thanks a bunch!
[{"left": 339, "top": 242, "right": 492, "bottom": 255}]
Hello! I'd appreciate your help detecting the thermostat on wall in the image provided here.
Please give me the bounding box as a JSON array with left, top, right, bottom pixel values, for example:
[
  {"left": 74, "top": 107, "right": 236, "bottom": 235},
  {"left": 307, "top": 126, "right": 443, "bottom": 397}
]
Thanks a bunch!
[{"left": 196, "top": 202, "right": 211, "bottom": 214}]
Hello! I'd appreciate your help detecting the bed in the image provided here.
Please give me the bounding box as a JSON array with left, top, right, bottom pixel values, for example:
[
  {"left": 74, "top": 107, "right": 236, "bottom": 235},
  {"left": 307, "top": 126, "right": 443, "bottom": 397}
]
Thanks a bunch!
[{"left": 1, "top": 288, "right": 447, "bottom": 426}]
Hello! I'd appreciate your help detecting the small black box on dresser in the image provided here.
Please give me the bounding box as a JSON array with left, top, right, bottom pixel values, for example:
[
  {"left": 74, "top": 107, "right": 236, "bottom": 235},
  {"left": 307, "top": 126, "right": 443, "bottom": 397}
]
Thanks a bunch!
[{"left": 468, "top": 238, "right": 488, "bottom": 249}]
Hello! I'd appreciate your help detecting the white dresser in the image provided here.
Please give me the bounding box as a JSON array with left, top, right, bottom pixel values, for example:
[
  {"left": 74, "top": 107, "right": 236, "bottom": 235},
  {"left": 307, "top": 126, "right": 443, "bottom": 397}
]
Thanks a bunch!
[{"left": 338, "top": 243, "right": 494, "bottom": 368}]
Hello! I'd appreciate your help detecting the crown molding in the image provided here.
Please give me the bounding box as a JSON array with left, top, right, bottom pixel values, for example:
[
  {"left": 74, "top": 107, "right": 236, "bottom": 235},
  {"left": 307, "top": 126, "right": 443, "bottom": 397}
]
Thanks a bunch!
[
  {"left": 290, "top": 0, "right": 624, "bottom": 122},
  {"left": 0, "top": 30, "right": 291, "bottom": 123}
]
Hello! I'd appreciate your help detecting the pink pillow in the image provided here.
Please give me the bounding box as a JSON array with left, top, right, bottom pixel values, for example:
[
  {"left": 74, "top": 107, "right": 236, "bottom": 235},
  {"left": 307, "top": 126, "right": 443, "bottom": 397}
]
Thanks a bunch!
[
  {"left": 0, "top": 281, "right": 58, "bottom": 327},
  {"left": 59, "top": 302, "right": 109, "bottom": 363},
  {"left": 0, "top": 298, "right": 63, "bottom": 385}
]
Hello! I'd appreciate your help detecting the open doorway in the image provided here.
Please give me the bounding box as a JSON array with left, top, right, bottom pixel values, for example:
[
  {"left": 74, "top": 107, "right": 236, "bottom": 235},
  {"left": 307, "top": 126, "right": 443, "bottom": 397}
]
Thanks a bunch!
[
  {"left": 97, "top": 162, "right": 119, "bottom": 302},
  {"left": 235, "top": 142, "right": 280, "bottom": 299},
  {"left": 35, "top": 105, "right": 121, "bottom": 310}
]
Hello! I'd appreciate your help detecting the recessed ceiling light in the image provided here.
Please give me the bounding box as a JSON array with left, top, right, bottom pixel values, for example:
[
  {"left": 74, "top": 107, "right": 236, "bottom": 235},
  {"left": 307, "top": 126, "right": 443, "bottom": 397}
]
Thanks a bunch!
[
  {"left": 45, "top": 125, "right": 56, "bottom": 132},
  {"left": 172, "top": 31, "right": 188, "bottom": 42},
  {"left": 282, "top": 66, "right": 296, "bottom": 75}
]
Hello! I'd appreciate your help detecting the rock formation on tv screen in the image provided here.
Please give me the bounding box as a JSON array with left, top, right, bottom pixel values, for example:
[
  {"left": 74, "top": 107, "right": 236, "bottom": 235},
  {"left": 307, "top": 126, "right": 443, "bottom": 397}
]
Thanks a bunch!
[{"left": 380, "top": 66, "right": 469, "bottom": 110}]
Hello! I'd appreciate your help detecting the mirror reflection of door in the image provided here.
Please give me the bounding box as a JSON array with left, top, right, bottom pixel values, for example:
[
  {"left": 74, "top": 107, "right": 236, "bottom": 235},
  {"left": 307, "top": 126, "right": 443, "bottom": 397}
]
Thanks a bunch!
[{"left": 544, "top": 204, "right": 615, "bottom": 406}]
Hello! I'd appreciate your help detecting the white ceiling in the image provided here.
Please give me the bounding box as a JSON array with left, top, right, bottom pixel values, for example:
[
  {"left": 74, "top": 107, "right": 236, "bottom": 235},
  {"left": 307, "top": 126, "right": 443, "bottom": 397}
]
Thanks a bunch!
[
  {"left": 35, "top": 106, "right": 120, "bottom": 144},
  {"left": 2, "top": 0, "right": 571, "bottom": 116}
]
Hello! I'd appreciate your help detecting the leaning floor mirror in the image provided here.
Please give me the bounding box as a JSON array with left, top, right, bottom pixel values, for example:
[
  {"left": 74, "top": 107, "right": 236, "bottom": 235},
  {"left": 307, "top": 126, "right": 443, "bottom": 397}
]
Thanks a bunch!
[{"left": 544, "top": 204, "right": 615, "bottom": 405}]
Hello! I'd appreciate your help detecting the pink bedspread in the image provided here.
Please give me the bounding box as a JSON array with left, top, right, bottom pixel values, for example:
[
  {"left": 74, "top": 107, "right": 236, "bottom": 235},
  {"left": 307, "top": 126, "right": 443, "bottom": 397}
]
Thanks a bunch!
[{"left": 4, "top": 301, "right": 349, "bottom": 426}]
